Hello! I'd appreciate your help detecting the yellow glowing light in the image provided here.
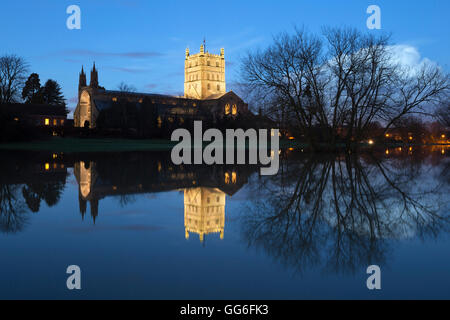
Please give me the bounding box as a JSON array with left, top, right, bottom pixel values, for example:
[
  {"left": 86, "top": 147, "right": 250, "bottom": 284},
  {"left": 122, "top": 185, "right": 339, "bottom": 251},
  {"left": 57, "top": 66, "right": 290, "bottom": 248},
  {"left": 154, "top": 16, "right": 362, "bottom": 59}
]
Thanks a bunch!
[
  {"left": 288, "top": 137, "right": 295, "bottom": 140},
  {"left": 289, "top": 148, "right": 294, "bottom": 151},
  {"left": 442, "top": 134, "right": 446, "bottom": 139},
  {"left": 368, "top": 140, "right": 374, "bottom": 145},
  {"left": 409, "top": 147, "right": 413, "bottom": 152},
  {"left": 232, "top": 104, "right": 237, "bottom": 115},
  {"left": 409, "top": 136, "right": 413, "bottom": 140},
  {"left": 385, "top": 150, "right": 389, "bottom": 155},
  {"left": 45, "top": 163, "right": 50, "bottom": 170},
  {"left": 385, "top": 134, "right": 390, "bottom": 138},
  {"left": 225, "top": 172, "right": 230, "bottom": 184},
  {"left": 45, "top": 118, "right": 50, "bottom": 126},
  {"left": 442, "top": 149, "right": 445, "bottom": 155}
]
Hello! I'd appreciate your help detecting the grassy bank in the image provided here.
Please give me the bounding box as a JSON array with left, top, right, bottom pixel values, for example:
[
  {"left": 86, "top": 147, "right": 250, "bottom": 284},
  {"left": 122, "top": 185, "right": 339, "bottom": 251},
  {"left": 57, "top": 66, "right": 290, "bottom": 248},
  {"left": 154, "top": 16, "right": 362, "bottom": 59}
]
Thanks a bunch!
[{"left": 0, "top": 137, "right": 178, "bottom": 152}]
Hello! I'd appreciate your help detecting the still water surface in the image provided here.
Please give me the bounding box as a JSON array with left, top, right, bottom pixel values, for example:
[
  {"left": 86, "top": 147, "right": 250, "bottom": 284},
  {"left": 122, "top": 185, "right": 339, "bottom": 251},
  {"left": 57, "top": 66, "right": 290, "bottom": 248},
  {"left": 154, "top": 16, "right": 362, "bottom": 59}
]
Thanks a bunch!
[{"left": 0, "top": 148, "right": 449, "bottom": 299}]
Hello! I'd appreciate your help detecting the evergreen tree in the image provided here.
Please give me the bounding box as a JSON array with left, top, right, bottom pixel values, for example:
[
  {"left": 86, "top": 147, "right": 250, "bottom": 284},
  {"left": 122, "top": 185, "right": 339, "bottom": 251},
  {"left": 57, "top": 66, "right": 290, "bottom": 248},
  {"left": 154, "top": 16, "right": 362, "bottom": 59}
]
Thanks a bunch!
[
  {"left": 22, "top": 73, "right": 43, "bottom": 103},
  {"left": 42, "top": 79, "right": 66, "bottom": 106}
]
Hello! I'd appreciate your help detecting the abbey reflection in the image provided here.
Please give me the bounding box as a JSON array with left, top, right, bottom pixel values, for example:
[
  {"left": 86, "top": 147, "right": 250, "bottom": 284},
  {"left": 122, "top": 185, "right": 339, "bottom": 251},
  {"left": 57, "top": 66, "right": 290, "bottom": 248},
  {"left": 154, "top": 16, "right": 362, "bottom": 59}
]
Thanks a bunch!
[
  {"left": 72, "top": 153, "right": 256, "bottom": 239},
  {"left": 73, "top": 157, "right": 230, "bottom": 240},
  {"left": 184, "top": 188, "right": 225, "bottom": 242}
]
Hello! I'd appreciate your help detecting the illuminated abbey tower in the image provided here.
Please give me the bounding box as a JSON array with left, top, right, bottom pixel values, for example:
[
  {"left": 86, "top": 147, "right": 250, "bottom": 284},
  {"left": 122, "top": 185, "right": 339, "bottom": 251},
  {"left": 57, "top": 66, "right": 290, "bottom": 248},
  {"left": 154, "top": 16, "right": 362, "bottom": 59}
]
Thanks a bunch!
[
  {"left": 184, "top": 187, "right": 226, "bottom": 242},
  {"left": 184, "top": 43, "right": 226, "bottom": 99},
  {"left": 74, "top": 161, "right": 99, "bottom": 222}
]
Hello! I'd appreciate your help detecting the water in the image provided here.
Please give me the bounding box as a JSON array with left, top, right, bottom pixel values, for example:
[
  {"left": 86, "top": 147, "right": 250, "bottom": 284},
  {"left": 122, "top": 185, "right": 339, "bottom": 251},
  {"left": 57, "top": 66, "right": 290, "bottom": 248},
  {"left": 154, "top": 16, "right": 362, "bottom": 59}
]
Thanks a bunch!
[{"left": 0, "top": 148, "right": 449, "bottom": 299}]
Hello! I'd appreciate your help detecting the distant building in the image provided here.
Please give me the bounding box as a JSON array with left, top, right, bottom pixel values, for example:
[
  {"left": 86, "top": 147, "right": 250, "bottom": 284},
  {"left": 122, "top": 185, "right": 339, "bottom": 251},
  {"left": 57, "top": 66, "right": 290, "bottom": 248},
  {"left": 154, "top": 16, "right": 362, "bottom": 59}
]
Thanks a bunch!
[
  {"left": 0, "top": 103, "right": 67, "bottom": 127},
  {"left": 74, "top": 44, "right": 249, "bottom": 129}
]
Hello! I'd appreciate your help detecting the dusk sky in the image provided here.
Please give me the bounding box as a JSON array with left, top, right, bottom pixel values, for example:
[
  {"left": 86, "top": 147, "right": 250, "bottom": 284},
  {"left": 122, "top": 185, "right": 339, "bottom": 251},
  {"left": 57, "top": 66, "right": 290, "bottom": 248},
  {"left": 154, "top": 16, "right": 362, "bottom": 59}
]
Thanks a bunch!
[{"left": 1, "top": 0, "right": 449, "bottom": 117}]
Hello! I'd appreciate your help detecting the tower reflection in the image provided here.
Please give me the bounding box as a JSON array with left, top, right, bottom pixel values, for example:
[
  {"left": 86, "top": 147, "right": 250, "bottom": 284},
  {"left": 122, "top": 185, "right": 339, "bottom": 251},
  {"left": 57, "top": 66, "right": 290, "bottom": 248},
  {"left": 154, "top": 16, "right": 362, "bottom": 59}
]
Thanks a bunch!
[{"left": 184, "top": 188, "right": 226, "bottom": 242}]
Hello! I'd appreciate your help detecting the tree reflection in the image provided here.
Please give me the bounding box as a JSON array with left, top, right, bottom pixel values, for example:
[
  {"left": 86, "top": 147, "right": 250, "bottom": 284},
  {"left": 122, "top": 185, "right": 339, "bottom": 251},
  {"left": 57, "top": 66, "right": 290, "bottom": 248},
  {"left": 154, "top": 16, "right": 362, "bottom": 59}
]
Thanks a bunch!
[
  {"left": 241, "top": 150, "right": 450, "bottom": 275},
  {"left": 0, "top": 151, "right": 67, "bottom": 233},
  {"left": 0, "top": 184, "right": 29, "bottom": 233}
]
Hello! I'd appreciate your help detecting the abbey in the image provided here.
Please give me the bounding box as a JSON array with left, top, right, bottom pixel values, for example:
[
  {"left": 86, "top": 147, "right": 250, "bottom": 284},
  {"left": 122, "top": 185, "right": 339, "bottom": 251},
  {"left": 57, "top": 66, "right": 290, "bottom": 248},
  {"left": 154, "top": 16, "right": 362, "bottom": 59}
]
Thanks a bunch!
[{"left": 73, "top": 44, "right": 249, "bottom": 129}]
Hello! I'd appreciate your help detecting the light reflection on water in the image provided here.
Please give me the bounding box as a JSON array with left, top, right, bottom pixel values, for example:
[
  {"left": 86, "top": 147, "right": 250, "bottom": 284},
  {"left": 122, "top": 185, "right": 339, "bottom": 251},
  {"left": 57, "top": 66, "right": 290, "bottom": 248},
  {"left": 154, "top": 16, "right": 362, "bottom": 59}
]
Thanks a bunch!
[{"left": 0, "top": 148, "right": 448, "bottom": 299}]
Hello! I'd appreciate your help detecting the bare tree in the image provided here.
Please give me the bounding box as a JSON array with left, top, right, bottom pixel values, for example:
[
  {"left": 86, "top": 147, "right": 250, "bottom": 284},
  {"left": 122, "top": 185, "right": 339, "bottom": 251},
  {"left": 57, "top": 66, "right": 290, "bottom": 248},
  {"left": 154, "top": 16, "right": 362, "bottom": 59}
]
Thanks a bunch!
[
  {"left": 241, "top": 27, "right": 449, "bottom": 148},
  {"left": 0, "top": 55, "right": 29, "bottom": 104},
  {"left": 117, "top": 82, "right": 136, "bottom": 92},
  {"left": 435, "top": 101, "right": 450, "bottom": 127}
]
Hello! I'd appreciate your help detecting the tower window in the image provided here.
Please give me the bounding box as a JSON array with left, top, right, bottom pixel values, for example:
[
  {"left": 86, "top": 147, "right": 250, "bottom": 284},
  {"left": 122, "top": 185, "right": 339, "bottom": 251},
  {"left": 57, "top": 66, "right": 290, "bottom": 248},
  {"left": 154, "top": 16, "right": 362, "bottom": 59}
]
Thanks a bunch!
[
  {"left": 232, "top": 172, "right": 237, "bottom": 184},
  {"left": 207, "top": 84, "right": 211, "bottom": 90},
  {"left": 232, "top": 104, "right": 237, "bottom": 115},
  {"left": 216, "top": 62, "right": 219, "bottom": 67},
  {"left": 217, "top": 85, "right": 220, "bottom": 91},
  {"left": 225, "top": 104, "right": 230, "bottom": 115}
]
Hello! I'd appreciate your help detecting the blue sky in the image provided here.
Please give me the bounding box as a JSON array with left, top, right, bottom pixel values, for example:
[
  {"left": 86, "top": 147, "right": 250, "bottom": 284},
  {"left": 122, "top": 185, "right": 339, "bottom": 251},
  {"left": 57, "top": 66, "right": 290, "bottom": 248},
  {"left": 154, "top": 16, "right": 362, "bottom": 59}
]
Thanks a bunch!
[{"left": 1, "top": 0, "right": 449, "bottom": 116}]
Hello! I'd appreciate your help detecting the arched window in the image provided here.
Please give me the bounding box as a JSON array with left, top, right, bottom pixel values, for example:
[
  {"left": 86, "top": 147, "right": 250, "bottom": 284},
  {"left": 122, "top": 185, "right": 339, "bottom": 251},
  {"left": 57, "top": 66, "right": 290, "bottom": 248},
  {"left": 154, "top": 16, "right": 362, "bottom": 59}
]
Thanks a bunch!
[
  {"left": 216, "top": 61, "right": 219, "bottom": 67},
  {"left": 207, "top": 60, "right": 210, "bottom": 66},
  {"left": 224, "top": 172, "right": 230, "bottom": 184},
  {"left": 225, "top": 103, "right": 231, "bottom": 115},
  {"left": 217, "top": 84, "right": 220, "bottom": 91},
  {"left": 232, "top": 104, "right": 237, "bottom": 115},
  {"left": 207, "top": 83, "right": 211, "bottom": 90}
]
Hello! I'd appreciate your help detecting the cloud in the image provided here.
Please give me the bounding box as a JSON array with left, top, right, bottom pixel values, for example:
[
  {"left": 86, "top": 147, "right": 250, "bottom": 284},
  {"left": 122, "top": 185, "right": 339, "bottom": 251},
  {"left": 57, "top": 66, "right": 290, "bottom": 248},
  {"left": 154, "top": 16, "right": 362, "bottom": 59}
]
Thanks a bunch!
[
  {"left": 116, "top": 0, "right": 141, "bottom": 7},
  {"left": 144, "top": 83, "right": 158, "bottom": 89},
  {"left": 60, "top": 49, "right": 163, "bottom": 59},
  {"left": 387, "top": 44, "right": 436, "bottom": 72},
  {"left": 104, "top": 66, "right": 151, "bottom": 73},
  {"left": 64, "top": 58, "right": 83, "bottom": 63}
]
